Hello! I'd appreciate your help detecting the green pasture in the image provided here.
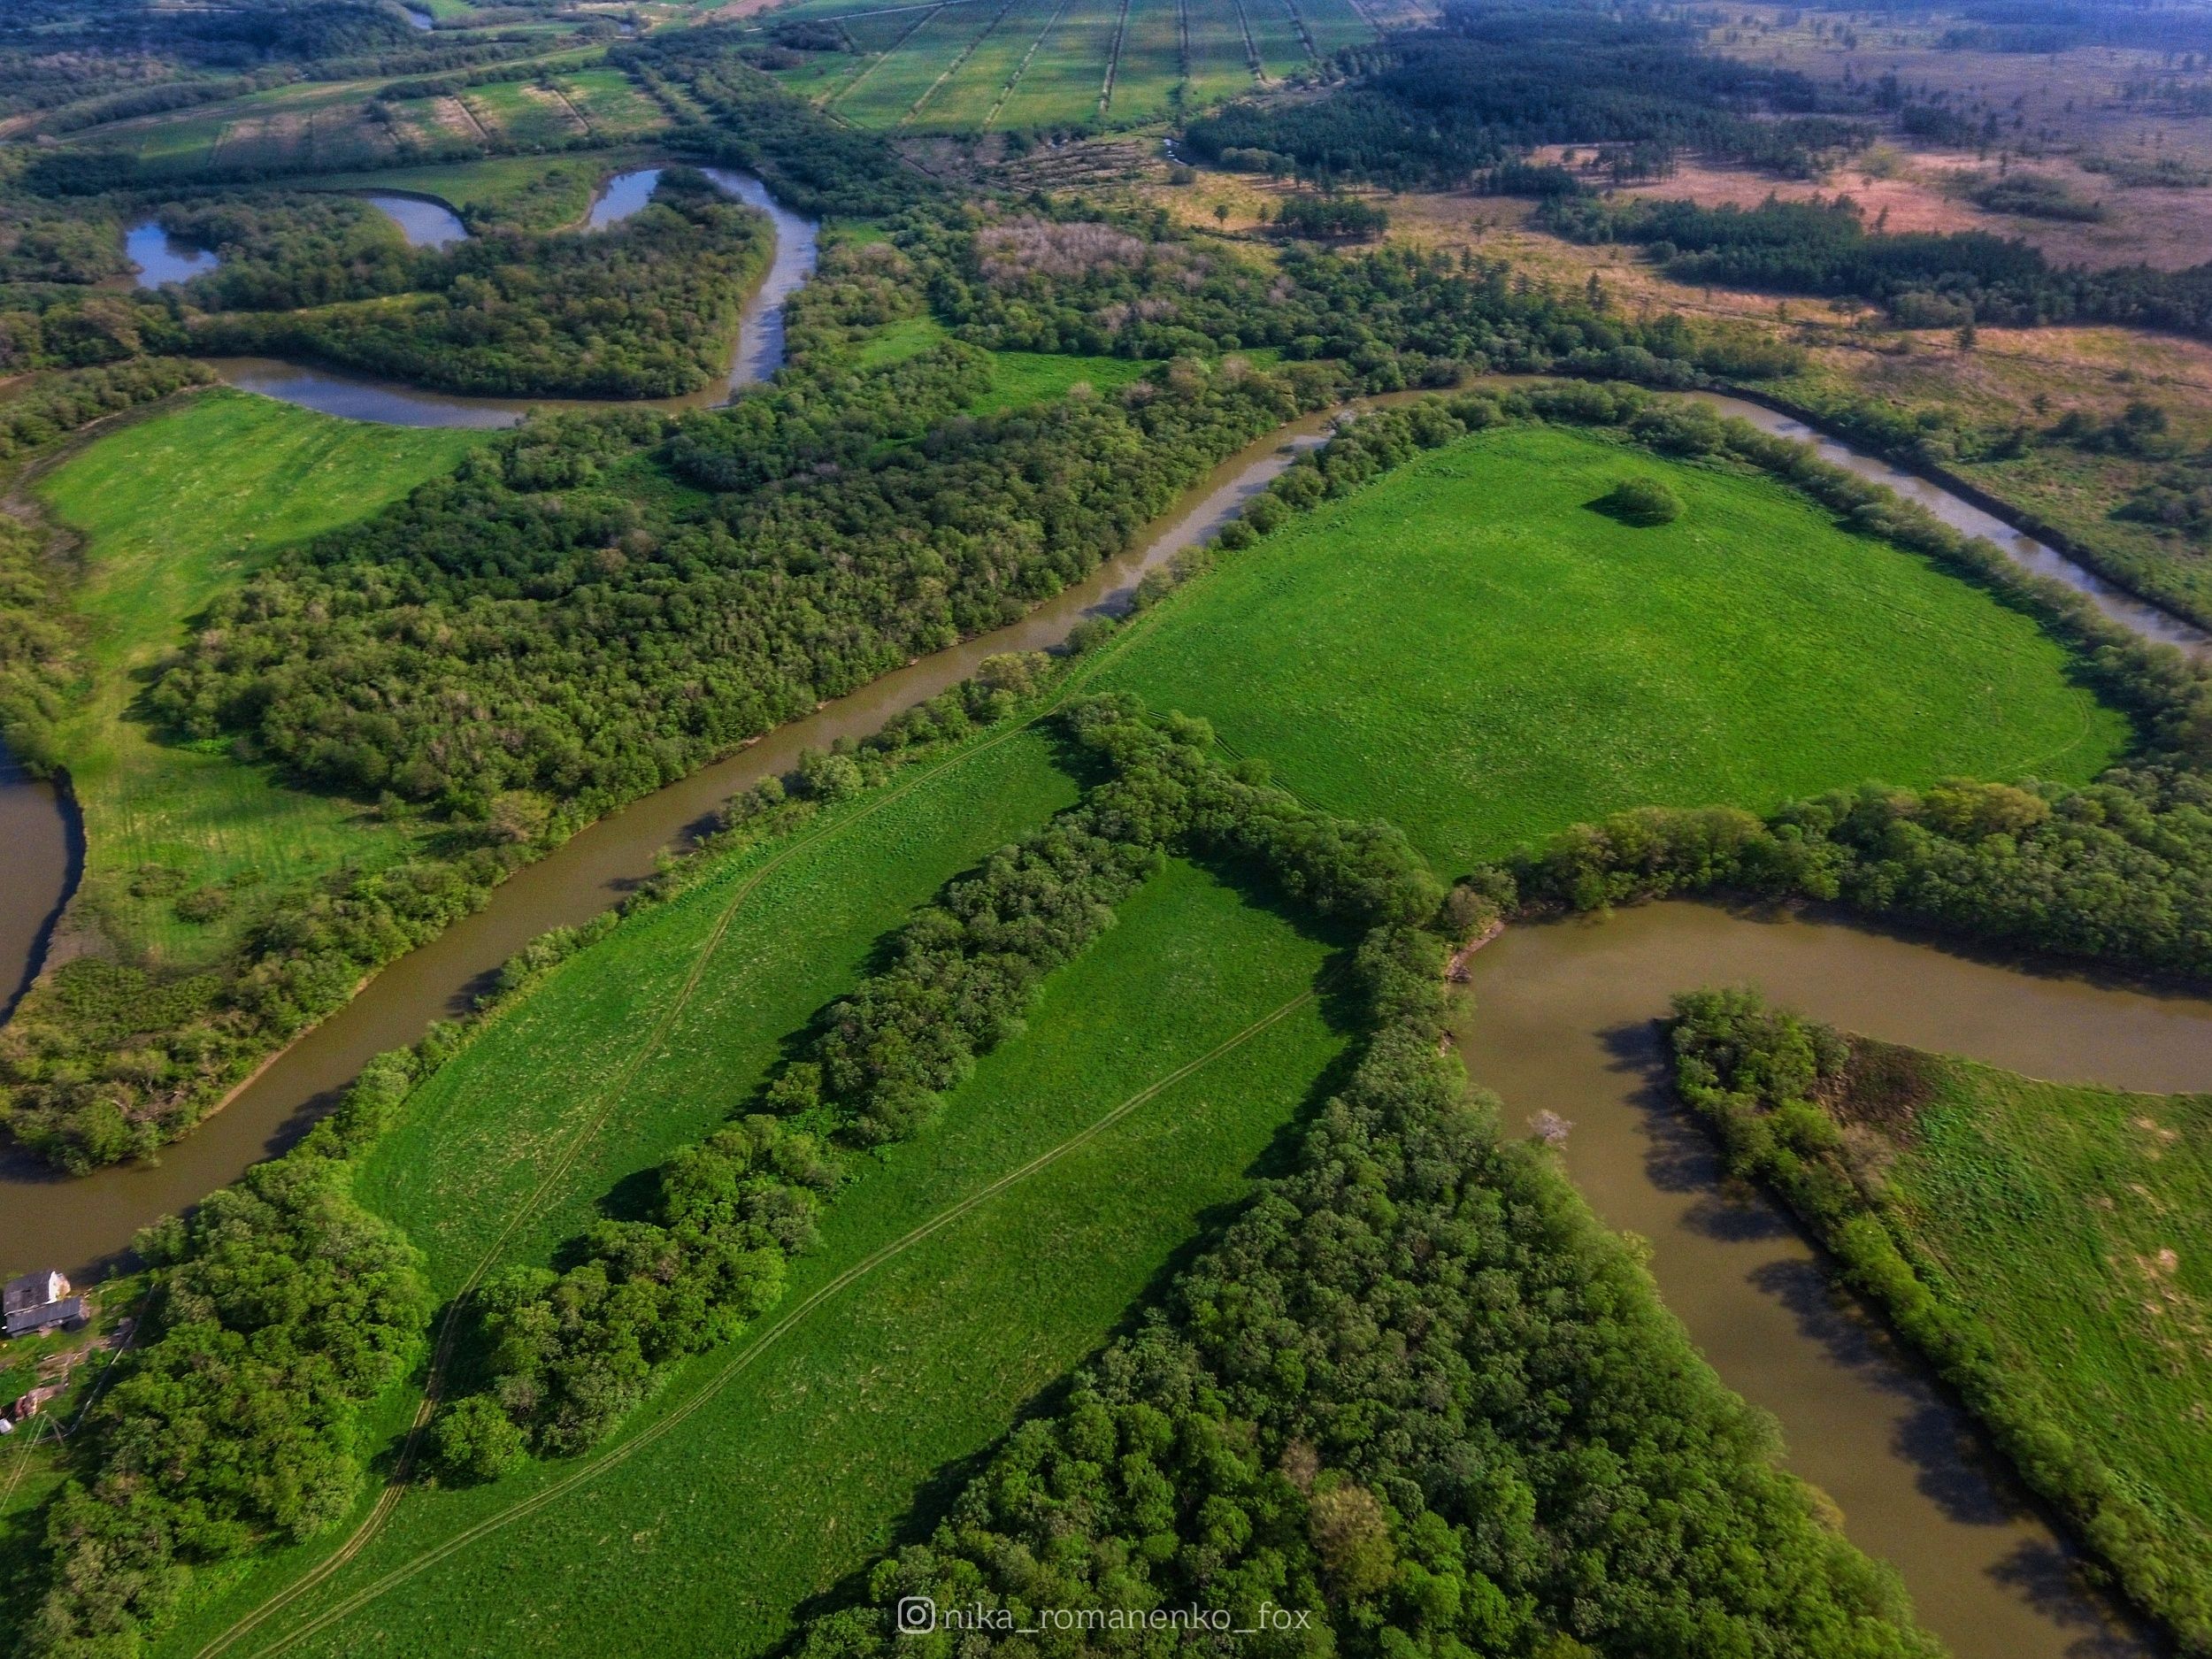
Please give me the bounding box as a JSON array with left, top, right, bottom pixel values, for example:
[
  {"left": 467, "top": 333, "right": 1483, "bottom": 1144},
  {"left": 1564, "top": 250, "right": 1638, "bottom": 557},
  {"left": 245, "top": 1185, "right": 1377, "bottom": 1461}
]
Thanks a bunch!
[
  {"left": 1089, "top": 420, "right": 2129, "bottom": 875},
  {"left": 34, "top": 391, "right": 487, "bottom": 965},
  {"left": 160, "top": 728, "right": 1346, "bottom": 1657},
  {"left": 1876, "top": 1054, "right": 2212, "bottom": 1584},
  {"left": 308, "top": 151, "right": 641, "bottom": 228}
]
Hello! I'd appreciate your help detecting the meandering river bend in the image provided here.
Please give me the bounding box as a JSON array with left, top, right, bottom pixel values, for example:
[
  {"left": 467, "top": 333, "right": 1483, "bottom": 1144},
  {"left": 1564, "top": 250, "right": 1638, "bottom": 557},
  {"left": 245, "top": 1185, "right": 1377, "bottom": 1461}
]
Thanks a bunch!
[{"left": 5, "top": 192, "right": 2210, "bottom": 1656}]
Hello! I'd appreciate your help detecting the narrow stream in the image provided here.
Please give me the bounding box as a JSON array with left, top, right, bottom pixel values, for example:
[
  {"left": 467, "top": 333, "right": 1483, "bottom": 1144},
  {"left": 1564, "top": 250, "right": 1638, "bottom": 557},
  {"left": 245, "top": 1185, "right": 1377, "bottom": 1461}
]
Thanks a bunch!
[{"left": 1455, "top": 901, "right": 2207, "bottom": 1659}]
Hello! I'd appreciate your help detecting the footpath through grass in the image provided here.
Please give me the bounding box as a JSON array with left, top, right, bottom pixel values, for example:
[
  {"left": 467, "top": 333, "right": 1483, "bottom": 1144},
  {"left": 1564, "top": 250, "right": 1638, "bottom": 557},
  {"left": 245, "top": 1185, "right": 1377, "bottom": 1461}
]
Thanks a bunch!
[
  {"left": 1093, "top": 420, "right": 2129, "bottom": 874},
  {"left": 1870, "top": 1052, "right": 2212, "bottom": 1589},
  {"left": 35, "top": 390, "right": 487, "bottom": 965}
]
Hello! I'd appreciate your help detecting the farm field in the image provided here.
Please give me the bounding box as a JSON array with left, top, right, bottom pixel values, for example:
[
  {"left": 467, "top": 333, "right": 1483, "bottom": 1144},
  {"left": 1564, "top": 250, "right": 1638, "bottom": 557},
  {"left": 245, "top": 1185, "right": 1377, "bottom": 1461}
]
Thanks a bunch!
[
  {"left": 73, "top": 51, "right": 650, "bottom": 180},
  {"left": 768, "top": 0, "right": 1403, "bottom": 130},
  {"left": 1090, "top": 420, "right": 2129, "bottom": 874},
  {"left": 1848, "top": 1049, "right": 2212, "bottom": 1590},
  {"left": 157, "top": 733, "right": 1348, "bottom": 1658},
  {"left": 32, "top": 392, "right": 488, "bottom": 966}
]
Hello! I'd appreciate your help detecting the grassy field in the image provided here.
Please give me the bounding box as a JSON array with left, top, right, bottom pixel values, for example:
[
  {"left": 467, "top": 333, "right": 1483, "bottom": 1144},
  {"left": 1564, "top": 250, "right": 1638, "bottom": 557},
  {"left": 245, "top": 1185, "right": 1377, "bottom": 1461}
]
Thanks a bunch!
[
  {"left": 157, "top": 723, "right": 1348, "bottom": 1659},
  {"left": 35, "top": 391, "right": 488, "bottom": 965},
  {"left": 1859, "top": 1052, "right": 2212, "bottom": 1578},
  {"left": 1090, "top": 420, "right": 2129, "bottom": 875},
  {"left": 309, "top": 152, "right": 641, "bottom": 229},
  {"left": 67, "top": 49, "right": 644, "bottom": 179},
  {"left": 768, "top": 0, "right": 1406, "bottom": 130}
]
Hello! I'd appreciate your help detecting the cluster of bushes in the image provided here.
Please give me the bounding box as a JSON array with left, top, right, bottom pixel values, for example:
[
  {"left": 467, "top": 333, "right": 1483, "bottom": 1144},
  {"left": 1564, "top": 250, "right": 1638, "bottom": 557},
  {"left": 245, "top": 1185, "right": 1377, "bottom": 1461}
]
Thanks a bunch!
[
  {"left": 196, "top": 168, "right": 772, "bottom": 397},
  {"left": 0, "top": 837, "right": 534, "bottom": 1170},
  {"left": 1181, "top": 6, "right": 1863, "bottom": 190},
  {"left": 466, "top": 1114, "right": 833, "bottom": 1462},
  {"left": 1671, "top": 989, "right": 2212, "bottom": 1651},
  {"left": 788, "top": 699, "right": 1938, "bottom": 1659},
  {"left": 666, "top": 336, "right": 993, "bottom": 493},
  {"left": 1271, "top": 194, "right": 1388, "bottom": 242},
  {"left": 24, "top": 1060, "right": 432, "bottom": 1657}
]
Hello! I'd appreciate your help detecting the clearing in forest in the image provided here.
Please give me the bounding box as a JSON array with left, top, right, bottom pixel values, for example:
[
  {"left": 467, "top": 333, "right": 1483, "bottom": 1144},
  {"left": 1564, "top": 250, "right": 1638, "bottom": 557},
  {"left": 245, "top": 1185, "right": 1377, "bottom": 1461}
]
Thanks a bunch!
[{"left": 1090, "top": 419, "right": 2129, "bottom": 873}]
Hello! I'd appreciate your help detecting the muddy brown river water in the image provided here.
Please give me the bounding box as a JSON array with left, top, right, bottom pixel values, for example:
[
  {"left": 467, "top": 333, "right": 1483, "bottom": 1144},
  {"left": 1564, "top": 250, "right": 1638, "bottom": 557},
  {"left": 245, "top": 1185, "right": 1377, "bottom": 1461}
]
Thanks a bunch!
[{"left": 1457, "top": 901, "right": 2212, "bottom": 1659}]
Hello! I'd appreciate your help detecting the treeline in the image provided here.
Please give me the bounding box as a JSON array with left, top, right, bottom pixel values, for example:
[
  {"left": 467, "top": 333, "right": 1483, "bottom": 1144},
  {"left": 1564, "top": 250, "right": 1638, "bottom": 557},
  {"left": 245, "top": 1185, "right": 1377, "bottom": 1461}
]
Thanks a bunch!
[
  {"left": 23, "top": 1064, "right": 431, "bottom": 1657},
  {"left": 788, "top": 695, "right": 1939, "bottom": 1659},
  {"left": 196, "top": 167, "right": 771, "bottom": 396},
  {"left": 1523, "top": 770, "right": 2212, "bottom": 984},
  {"left": 1542, "top": 192, "right": 2212, "bottom": 340},
  {"left": 462, "top": 680, "right": 1179, "bottom": 1459},
  {"left": 1182, "top": 4, "right": 1864, "bottom": 190},
  {"left": 1671, "top": 989, "right": 2212, "bottom": 1650}
]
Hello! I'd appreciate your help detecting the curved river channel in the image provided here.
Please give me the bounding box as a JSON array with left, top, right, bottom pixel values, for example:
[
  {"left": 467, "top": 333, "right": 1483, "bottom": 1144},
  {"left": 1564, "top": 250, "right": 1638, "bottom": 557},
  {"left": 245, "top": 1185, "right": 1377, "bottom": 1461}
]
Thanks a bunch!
[{"left": 4, "top": 189, "right": 2208, "bottom": 1654}]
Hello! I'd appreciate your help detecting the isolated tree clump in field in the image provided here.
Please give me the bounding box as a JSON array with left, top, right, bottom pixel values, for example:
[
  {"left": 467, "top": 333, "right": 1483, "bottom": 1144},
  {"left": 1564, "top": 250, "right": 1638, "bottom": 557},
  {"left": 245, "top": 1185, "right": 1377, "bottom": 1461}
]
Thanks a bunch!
[{"left": 1596, "top": 474, "right": 1684, "bottom": 524}]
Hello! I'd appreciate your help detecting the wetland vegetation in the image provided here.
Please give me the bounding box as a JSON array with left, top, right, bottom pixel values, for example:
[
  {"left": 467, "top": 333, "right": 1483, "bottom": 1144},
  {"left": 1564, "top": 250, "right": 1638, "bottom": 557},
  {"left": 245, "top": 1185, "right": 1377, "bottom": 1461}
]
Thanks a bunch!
[{"left": 6, "top": 3, "right": 2212, "bottom": 1656}]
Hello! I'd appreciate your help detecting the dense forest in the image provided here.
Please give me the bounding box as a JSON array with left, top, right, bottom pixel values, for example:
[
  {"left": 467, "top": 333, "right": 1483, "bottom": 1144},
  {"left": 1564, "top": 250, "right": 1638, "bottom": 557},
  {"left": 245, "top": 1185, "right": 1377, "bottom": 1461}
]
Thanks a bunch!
[
  {"left": 1540, "top": 192, "right": 2212, "bottom": 339},
  {"left": 1182, "top": 4, "right": 1867, "bottom": 189},
  {"left": 1671, "top": 989, "right": 2212, "bottom": 1648},
  {"left": 196, "top": 168, "right": 772, "bottom": 396},
  {"left": 782, "top": 696, "right": 1938, "bottom": 1659},
  {"left": 161, "top": 192, "right": 420, "bottom": 311}
]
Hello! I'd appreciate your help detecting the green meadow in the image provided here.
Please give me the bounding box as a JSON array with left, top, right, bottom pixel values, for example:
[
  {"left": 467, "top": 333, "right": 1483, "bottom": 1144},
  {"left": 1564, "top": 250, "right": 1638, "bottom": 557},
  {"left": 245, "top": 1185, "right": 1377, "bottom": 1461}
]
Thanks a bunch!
[
  {"left": 159, "top": 726, "right": 1347, "bottom": 1659},
  {"left": 1870, "top": 1053, "right": 2212, "bottom": 1585},
  {"left": 1091, "top": 420, "right": 2128, "bottom": 874},
  {"left": 35, "top": 391, "right": 487, "bottom": 964}
]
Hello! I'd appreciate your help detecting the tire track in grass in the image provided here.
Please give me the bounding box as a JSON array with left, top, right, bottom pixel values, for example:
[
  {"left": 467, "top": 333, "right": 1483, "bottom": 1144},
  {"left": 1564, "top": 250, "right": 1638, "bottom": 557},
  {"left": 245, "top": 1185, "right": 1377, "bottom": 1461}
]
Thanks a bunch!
[
  {"left": 1097, "top": 0, "right": 1135, "bottom": 116},
  {"left": 984, "top": 0, "right": 1076, "bottom": 127},
  {"left": 231, "top": 986, "right": 1322, "bottom": 1659},
  {"left": 191, "top": 713, "right": 1066, "bottom": 1659},
  {"left": 823, "top": 3, "right": 944, "bottom": 110},
  {"left": 902, "top": 0, "right": 1023, "bottom": 126}
]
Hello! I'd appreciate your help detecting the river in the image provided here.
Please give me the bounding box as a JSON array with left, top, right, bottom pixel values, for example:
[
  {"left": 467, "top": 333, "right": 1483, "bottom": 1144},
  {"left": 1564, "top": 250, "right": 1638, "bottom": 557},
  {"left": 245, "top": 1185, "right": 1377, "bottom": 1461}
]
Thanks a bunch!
[
  {"left": 1455, "top": 901, "right": 2207, "bottom": 1658},
  {"left": 203, "top": 166, "right": 822, "bottom": 426}
]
